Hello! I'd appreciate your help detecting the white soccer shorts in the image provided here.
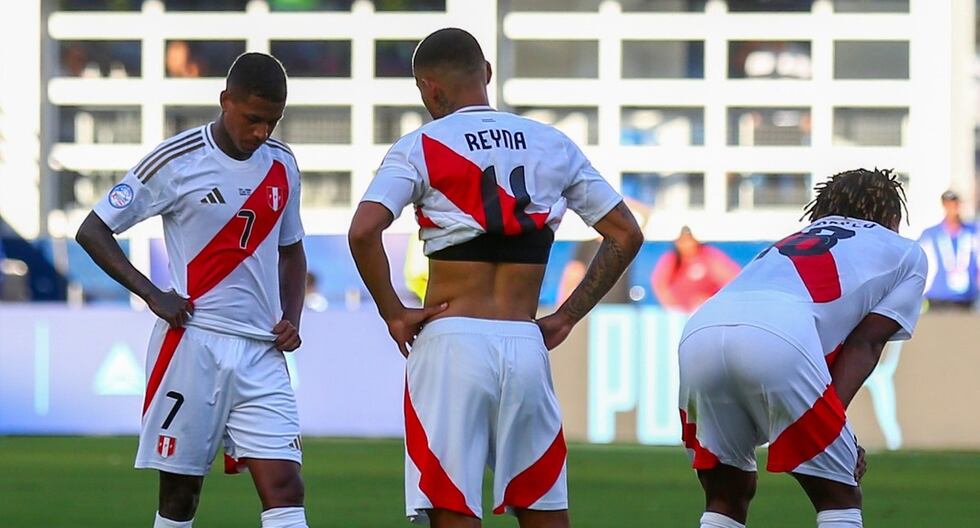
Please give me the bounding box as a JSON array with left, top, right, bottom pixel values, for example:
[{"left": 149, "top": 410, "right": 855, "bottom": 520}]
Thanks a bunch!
[
  {"left": 404, "top": 317, "right": 568, "bottom": 523},
  {"left": 678, "top": 324, "right": 859, "bottom": 486},
  {"left": 135, "top": 320, "right": 302, "bottom": 476}
]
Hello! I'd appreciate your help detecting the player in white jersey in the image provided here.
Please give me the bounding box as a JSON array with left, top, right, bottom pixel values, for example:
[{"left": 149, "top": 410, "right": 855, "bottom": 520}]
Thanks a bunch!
[
  {"left": 348, "top": 29, "right": 643, "bottom": 527},
  {"left": 76, "top": 53, "right": 310, "bottom": 528},
  {"left": 678, "top": 169, "right": 927, "bottom": 528}
]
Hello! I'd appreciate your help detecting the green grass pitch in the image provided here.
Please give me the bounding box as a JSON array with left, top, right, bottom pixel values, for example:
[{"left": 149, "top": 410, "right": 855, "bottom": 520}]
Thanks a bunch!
[{"left": 1, "top": 436, "right": 977, "bottom": 526}]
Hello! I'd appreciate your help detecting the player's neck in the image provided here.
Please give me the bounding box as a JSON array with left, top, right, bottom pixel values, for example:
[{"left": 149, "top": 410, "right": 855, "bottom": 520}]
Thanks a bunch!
[
  {"left": 438, "top": 89, "right": 490, "bottom": 118},
  {"left": 211, "top": 119, "right": 252, "bottom": 161},
  {"left": 944, "top": 216, "right": 962, "bottom": 233}
]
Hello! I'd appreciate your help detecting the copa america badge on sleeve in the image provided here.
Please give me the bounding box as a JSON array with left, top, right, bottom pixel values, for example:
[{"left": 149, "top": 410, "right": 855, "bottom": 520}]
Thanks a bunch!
[{"left": 108, "top": 183, "right": 134, "bottom": 209}]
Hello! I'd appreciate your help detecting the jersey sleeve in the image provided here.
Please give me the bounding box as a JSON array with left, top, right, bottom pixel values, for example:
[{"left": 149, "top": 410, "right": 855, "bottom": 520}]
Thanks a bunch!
[
  {"left": 560, "top": 133, "right": 623, "bottom": 226},
  {"left": 360, "top": 134, "right": 424, "bottom": 219},
  {"left": 871, "top": 245, "right": 928, "bottom": 341},
  {"left": 92, "top": 157, "right": 180, "bottom": 234},
  {"left": 279, "top": 160, "right": 305, "bottom": 246}
]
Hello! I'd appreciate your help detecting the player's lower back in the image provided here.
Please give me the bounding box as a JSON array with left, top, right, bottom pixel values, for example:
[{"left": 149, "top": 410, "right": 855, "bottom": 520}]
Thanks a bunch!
[{"left": 425, "top": 260, "right": 546, "bottom": 321}]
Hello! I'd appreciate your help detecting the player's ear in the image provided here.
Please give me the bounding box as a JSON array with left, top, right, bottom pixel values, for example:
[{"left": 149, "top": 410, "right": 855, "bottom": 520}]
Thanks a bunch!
[
  {"left": 484, "top": 60, "right": 492, "bottom": 85},
  {"left": 219, "top": 89, "right": 231, "bottom": 112}
]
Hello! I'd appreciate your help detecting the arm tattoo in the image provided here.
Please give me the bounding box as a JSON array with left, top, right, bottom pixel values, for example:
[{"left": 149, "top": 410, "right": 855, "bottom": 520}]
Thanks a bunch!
[{"left": 562, "top": 236, "right": 630, "bottom": 322}]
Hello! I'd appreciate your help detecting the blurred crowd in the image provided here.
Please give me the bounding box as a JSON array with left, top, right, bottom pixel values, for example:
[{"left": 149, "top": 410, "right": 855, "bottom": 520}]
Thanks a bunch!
[{"left": 3, "top": 188, "right": 980, "bottom": 313}]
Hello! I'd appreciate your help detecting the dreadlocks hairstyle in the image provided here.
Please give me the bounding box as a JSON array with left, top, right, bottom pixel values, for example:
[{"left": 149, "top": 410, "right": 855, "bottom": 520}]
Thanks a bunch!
[{"left": 802, "top": 168, "right": 908, "bottom": 227}]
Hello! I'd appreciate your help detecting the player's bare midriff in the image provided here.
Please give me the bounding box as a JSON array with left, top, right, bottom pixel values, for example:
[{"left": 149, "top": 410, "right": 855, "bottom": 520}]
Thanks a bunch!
[{"left": 424, "top": 260, "right": 546, "bottom": 321}]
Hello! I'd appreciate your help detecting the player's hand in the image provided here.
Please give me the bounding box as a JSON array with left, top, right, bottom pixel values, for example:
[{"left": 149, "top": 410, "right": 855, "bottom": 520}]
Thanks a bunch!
[
  {"left": 535, "top": 311, "right": 576, "bottom": 350},
  {"left": 147, "top": 289, "right": 194, "bottom": 329},
  {"left": 386, "top": 302, "right": 449, "bottom": 358},
  {"left": 272, "top": 319, "right": 301, "bottom": 352},
  {"left": 855, "top": 445, "right": 867, "bottom": 482}
]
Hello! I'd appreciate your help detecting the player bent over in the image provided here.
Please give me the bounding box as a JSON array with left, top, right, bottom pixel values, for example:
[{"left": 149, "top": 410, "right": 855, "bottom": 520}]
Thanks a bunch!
[
  {"left": 76, "top": 53, "right": 310, "bottom": 528},
  {"left": 349, "top": 28, "right": 643, "bottom": 527},
  {"left": 677, "top": 169, "right": 927, "bottom": 528}
]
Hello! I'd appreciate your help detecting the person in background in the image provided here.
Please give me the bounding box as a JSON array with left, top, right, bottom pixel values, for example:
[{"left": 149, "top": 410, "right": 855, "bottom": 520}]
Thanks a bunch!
[
  {"left": 0, "top": 235, "right": 6, "bottom": 295},
  {"left": 166, "top": 41, "right": 202, "bottom": 78},
  {"left": 304, "top": 272, "right": 327, "bottom": 312},
  {"left": 918, "top": 190, "right": 979, "bottom": 311},
  {"left": 403, "top": 231, "right": 428, "bottom": 303},
  {"left": 651, "top": 226, "right": 740, "bottom": 313}
]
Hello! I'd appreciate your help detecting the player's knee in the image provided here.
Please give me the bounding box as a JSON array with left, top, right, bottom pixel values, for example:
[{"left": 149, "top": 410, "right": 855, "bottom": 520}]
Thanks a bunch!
[
  {"left": 159, "top": 484, "right": 201, "bottom": 520},
  {"left": 262, "top": 473, "right": 305, "bottom": 507},
  {"left": 159, "top": 473, "right": 203, "bottom": 520},
  {"left": 705, "top": 480, "right": 755, "bottom": 519}
]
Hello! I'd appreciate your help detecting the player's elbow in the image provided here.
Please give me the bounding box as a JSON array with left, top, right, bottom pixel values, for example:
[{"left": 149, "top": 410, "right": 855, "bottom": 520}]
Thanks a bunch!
[
  {"left": 610, "top": 222, "right": 644, "bottom": 261},
  {"left": 347, "top": 220, "right": 380, "bottom": 253},
  {"left": 75, "top": 213, "right": 105, "bottom": 252},
  {"left": 623, "top": 224, "right": 644, "bottom": 257}
]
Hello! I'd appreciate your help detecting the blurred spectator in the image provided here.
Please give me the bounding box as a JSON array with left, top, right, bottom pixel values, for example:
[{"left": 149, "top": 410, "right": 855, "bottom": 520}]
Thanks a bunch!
[
  {"left": 60, "top": 41, "right": 139, "bottom": 78},
  {"left": 305, "top": 271, "right": 328, "bottom": 312},
  {"left": 919, "top": 190, "right": 979, "bottom": 311},
  {"left": 165, "top": 41, "right": 202, "bottom": 78},
  {"left": 60, "top": 44, "right": 97, "bottom": 77},
  {"left": 0, "top": 235, "right": 5, "bottom": 292},
  {"left": 651, "top": 226, "right": 740, "bottom": 312},
  {"left": 729, "top": 41, "right": 811, "bottom": 79},
  {"left": 403, "top": 232, "right": 428, "bottom": 303}
]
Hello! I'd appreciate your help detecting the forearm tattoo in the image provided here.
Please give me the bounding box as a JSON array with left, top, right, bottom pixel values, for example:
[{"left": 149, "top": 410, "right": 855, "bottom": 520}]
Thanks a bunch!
[{"left": 562, "top": 235, "right": 630, "bottom": 322}]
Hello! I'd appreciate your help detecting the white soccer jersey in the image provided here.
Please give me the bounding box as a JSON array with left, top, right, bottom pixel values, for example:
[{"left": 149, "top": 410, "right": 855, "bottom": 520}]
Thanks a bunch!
[
  {"left": 94, "top": 124, "right": 304, "bottom": 341},
  {"left": 685, "top": 216, "right": 927, "bottom": 355},
  {"left": 361, "top": 105, "right": 622, "bottom": 256}
]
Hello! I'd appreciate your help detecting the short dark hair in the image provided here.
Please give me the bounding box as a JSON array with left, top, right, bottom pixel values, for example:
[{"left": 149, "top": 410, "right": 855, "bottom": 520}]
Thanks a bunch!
[
  {"left": 412, "top": 28, "right": 486, "bottom": 76},
  {"left": 803, "top": 168, "right": 907, "bottom": 227},
  {"left": 226, "top": 52, "right": 287, "bottom": 102}
]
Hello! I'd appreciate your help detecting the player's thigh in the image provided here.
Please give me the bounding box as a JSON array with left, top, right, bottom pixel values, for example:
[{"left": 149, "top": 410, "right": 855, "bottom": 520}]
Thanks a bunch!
[
  {"left": 678, "top": 327, "right": 763, "bottom": 473},
  {"left": 492, "top": 334, "right": 567, "bottom": 516},
  {"left": 136, "top": 325, "right": 228, "bottom": 476},
  {"left": 225, "top": 343, "right": 302, "bottom": 467},
  {"left": 748, "top": 331, "right": 859, "bottom": 487},
  {"left": 404, "top": 326, "right": 498, "bottom": 521}
]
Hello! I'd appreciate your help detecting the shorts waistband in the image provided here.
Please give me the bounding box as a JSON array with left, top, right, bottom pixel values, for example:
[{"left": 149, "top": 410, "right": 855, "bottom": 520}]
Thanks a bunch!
[{"left": 420, "top": 316, "right": 543, "bottom": 339}]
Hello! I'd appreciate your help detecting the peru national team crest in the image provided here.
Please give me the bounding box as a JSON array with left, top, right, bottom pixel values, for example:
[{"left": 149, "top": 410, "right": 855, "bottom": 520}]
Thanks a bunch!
[
  {"left": 157, "top": 435, "right": 177, "bottom": 458},
  {"left": 267, "top": 185, "right": 282, "bottom": 212}
]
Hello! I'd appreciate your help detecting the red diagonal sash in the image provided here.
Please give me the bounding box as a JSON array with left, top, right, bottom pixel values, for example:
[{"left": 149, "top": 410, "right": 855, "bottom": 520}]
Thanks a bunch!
[{"left": 186, "top": 160, "right": 288, "bottom": 300}]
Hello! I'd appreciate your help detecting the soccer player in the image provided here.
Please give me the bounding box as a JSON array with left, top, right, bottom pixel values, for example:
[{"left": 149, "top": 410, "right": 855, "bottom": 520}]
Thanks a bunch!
[
  {"left": 75, "top": 53, "right": 309, "bottom": 528},
  {"left": 677, "top": 169, "right": 927, "bottom": 528},
  {"left": 348, "top": 28, "right": 643, "bottom": 527}
]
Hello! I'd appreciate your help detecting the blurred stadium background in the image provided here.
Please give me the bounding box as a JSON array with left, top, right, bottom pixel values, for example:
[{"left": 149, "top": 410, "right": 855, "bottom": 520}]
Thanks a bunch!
[{"left": 2, "top": 0, "right": 980, "bottom": 526}]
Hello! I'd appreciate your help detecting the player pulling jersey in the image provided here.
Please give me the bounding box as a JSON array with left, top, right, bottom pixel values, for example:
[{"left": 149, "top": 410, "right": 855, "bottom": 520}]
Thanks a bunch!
[
  {"left": 95, "top": 124, "right": 304, "bottom": 340},
  {"left": 679, "top": 215, "right": 927, "bottom": 484},
  {"left": 93, "top": 124, "right": 304, "bottom": 475},
  {"left": 361, "top": 105, "right": 622, "bottom": 522},
  {"left": 363, "top": 105, "right": 622, "bottom": 262}
]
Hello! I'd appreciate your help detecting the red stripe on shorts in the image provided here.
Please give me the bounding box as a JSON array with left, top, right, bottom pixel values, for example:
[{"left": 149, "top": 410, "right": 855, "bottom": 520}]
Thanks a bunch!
[
  {"left": 403, "top": 383, "right": 475, "bottom": 517},
  {"left": 767, "top": 384, "right": 847, "bottom": 473},
  {"left": 493, "top": 428, "right": 567, "bottom": 514},
  {"left": 224, "top": 454, "right": 247, "bottom": 474},
  {"left": 825, "top": 343, "right": 843, "bottom": 368},
  {"left": 142, "top": 327, "right": 185, "bottom": 416},
  {"left": 679, "top": 409, "right": 720, "bottom": 470}
]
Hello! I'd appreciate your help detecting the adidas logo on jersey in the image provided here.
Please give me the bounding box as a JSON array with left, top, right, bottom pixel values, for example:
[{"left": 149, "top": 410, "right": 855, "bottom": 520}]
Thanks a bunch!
[{"left": 200, "top": 188, "right": 226, "bottom": 204}]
